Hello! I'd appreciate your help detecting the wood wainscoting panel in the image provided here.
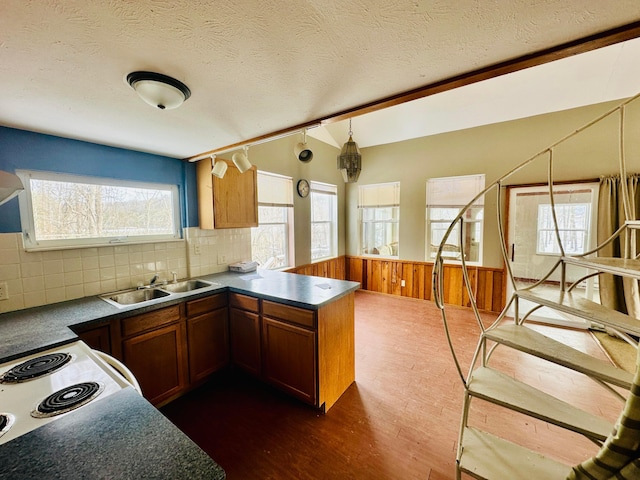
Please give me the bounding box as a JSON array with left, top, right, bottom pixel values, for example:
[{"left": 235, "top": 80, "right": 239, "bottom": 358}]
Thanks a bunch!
[
  {"left": 345, "top": 256, "right": 505, "bottom": 313},
  {"left": 286, "top": 255, "right": 505, "bottom": 314},
  {"left": 285, "top": 256, "right": 346, "bottom": 280}
]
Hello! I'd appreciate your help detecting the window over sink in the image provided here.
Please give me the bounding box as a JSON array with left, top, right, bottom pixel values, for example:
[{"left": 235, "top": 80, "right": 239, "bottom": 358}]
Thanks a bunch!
[{"left": 16, "top": 170, "right": 181, "bottom": 250}]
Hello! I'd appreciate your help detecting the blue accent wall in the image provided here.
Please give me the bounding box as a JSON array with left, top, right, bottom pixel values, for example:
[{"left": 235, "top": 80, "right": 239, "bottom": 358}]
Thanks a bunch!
[{"left": 0, "top": 127, "right": 198, "bottom": 233}]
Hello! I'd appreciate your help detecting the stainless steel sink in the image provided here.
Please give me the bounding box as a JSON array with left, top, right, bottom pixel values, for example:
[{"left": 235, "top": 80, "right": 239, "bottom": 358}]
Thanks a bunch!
[
  {"left": 100, "top": 278, "right": 219, "bottom": 308},
  {"left": 160, "top": 279, "right": 217, "bottom": 293},
  {"left": 101, "top": 288, "right": 170, "bottom": 308}
]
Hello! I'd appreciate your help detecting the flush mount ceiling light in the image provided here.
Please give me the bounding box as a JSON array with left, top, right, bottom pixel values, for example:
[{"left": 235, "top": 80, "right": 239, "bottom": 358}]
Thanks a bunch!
[
  {"left": 337, "top": 119, "right": 362, "bottom": 183},
  {"left": 294, "top": 129, "right": 313, "bottom": 163},
  {"left": 211, "top": 154, "right": 228, "bottom": 179},
  {"left": 126, "top": 71, "right": 191, "bottom": 110},
  {"left": 232, "top": 146, "right": 252, "bottom": 173}
]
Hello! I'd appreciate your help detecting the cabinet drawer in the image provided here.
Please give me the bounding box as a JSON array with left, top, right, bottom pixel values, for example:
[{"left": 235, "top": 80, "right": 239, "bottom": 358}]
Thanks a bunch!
[
  {"left": 121, "top": 305, "right": 181, "bottom": 338},
  {"left": 186, "top": 293, "right": 227, "bottom": 318},
  {"left": 229, "top": 292, "right": 260, "bottom": 313},
  {"left": 263, "top": 300, "right": 315, "bottom": 329}
]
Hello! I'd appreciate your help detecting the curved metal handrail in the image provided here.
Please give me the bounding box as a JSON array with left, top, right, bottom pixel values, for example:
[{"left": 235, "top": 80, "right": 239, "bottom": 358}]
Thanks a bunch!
[{"left": 433, "top": 90, "right": 640, "bottom": 391}]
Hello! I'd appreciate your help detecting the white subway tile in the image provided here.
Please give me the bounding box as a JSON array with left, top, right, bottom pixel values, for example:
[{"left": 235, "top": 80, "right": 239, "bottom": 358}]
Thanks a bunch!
[
  {"left": 83, "top": 269, "right": 100, "bottom": 283},
  {"left": 100, "top": 267, "right": 116, "bottom": 281},
  {"left": 99, "top": 255, "right": 115, "bottom": 268},
  {"left": 21, "top": 262, "right": 43, "bottom": 278},
  {"left": 44, "top": 273, "right": 65, "bottom": 288},
  {"left": 63, "top": 257, "right": 83, "bottom": 272},
  {"left": 84, "top": 282, "right": 102, "bottom": 296},
  {"left": 115, "top": 253, "right": 129, "bottom": 266},
  {"left": 65, "top": 284, "right": 84, "bottom": 300},
  {"left": 0, "top": 264, "right": 20, "bottom": 280},
  {"left": 46, "top": 287, "right": 66, "bottom": 304},
  {"left": 64, "top": 271, "right": 83, "bottom": 286},
  {"left": 82, "top": 256, "right": 99, "bottom": 270},
  {"left": 0, "top": 248, "right": 20, "bottom": 265},
  {"left": 23, "top": 290, "right": 46, "bottom": 308},
  {"left": 43, "top": 259, "right": 64, "bottom": 275},
  {"left": 0, "top": 233, "right": 18, "bottom": 250}
]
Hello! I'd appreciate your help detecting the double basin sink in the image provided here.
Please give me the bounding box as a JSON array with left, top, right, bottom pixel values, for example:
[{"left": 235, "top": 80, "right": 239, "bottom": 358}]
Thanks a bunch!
[{"left": 100, "top": 279, "right": 221, "bottom": 308}]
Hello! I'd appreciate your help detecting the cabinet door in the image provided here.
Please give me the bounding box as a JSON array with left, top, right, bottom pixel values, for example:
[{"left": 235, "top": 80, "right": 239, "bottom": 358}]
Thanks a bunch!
[
  {"left": 197, "top": 159, "right": 258, "bottom": 229},
  {"left": 187, "top": 307, "right": 229, "bottom": 383},
  {"left": 229, "top": 307, "right": 261, "bottom": 376},
  {"left": 262, "top": 317, "right": 317, "bottom": 406},
  {"left": 123, "top": 323, "right": 186, "bottom": 406},
  {"left": 76, "top": 324, "right": 111, "bottom": 353}
]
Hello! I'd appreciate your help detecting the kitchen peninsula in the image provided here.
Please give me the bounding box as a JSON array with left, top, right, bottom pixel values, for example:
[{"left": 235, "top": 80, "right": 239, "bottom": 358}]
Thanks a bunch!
[{"left": 0, "top": 269, "right": 359, "bottom": 479}]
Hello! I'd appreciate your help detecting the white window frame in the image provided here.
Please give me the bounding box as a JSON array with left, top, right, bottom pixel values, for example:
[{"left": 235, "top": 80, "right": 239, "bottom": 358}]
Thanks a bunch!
[
  {"left": 251, "top": 171, "right": 294, "bottom": 270},
  {"left": 17, "top": 169, "right": 181, "bottom": 251},
  {"left": 358, "top": 182, "right": 400, "bottom": 258},
  {"left": 426, "top": 174, "right": 485, "bottom": 265},
  {"left": 310, "top": 181, "right": 337, "bottom": 261},
  {"left": 536, "top": 202, "right": 592, "bottom": 256}
]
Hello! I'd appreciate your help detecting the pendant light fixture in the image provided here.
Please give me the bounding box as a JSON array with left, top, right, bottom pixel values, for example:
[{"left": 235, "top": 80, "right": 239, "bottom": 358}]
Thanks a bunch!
[
  {"left": 126, "top": 71, "right": 191, "bottom": 110},
  {"left": 337, "top": 118, "right": 362, "bottom": 183},
  {"left": 294, "top": 129, "right": 313, "bottom": 162}
]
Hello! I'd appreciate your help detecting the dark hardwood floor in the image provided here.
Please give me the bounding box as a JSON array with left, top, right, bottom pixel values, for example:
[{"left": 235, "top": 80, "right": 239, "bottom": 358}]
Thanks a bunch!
[{"left": 161, "top": 290, "right": 623, "bottom": 479}]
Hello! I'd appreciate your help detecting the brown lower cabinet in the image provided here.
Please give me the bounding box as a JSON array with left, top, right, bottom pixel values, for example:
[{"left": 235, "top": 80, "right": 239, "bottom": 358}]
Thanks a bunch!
[
  {"left": 186, "top": 294, "right": 229, "bottom": 384},
  {"left": 77, "top": 289, "right": 354, "bottom": 411},
  {"left": 121, "top": 305, "right": 187, "bottom": 406},
  {"left": 262, "top": 316, "right": 317, "bottom": 405},
  {"left": 229, "top": 293, "right": 261, "bottom": 376}
]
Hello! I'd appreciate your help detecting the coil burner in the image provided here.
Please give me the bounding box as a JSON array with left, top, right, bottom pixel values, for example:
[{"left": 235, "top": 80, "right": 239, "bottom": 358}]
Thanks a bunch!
[
  {"left": 0, "top": 413, "right": 15, "bottom": 439},
  {"left": 31, "top": 382, "right": 104, "bottom": 418},
  {"left": 0, "top": 352, "right": 74, "bottom": 383}
]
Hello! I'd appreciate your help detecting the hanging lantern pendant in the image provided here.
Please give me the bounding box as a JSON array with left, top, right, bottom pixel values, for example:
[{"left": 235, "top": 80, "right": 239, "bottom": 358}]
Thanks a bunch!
[{"left": 337, "top": 119, "right": 362, "bottom": 183}]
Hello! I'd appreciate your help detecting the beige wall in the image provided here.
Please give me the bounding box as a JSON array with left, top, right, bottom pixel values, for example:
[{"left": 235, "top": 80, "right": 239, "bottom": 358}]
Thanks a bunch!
[
  {"left": 229, "top": 135, "right": 346, "bottom": 266},
  {"left": 4, "top": 98, "right": 640, "bottom": 313},
  {"left": 347, "top": 99, "right": 640, "bottom": 268}
]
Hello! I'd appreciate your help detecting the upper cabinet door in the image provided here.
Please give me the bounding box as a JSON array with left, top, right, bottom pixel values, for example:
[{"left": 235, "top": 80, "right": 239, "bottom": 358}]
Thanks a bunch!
[{"left": 197, "top": 158, "right": 258, "bottom": 229}]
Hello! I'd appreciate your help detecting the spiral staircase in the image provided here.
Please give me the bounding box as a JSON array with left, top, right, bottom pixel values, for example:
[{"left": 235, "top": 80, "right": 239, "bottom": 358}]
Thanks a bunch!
[{"left": 432, "top": 94, "right": 640, "bottom": 479}]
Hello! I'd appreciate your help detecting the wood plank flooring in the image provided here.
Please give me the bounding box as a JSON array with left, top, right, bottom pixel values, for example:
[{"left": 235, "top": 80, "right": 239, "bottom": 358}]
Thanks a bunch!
[{"left": 161, "top": 290, "right": 624, "bottom": 479}]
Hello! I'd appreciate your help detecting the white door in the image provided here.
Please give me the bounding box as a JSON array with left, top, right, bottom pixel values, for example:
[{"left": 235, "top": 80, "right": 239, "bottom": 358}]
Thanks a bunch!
[{"left": 506, "top": 183, "right": 599, "bottom": 328}]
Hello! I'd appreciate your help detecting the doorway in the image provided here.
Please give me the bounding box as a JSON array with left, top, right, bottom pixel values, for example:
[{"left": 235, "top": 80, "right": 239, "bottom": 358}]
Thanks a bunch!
[{"left": 506, "top": 183, "right": 599, "bottom": 328}]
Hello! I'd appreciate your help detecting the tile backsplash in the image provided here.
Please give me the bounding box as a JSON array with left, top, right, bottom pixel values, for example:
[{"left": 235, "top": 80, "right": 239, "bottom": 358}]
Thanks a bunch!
[{"left": 0, "top": 227, "right": 251, "bottom": 313}]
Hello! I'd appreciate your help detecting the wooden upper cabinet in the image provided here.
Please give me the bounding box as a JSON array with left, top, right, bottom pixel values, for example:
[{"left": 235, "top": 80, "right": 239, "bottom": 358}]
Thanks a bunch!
[{"left": 197, "top": 158, "right": 258, "bottom": 229}]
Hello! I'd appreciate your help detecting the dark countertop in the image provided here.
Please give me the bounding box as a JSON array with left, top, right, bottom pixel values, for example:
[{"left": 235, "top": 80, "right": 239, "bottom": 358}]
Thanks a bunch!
[
  {"left": 0, "top": 388, "right": 226, "bottom": 480},
  {"left": 0, "top": 269, "right": 360, "bottom": 363},
  {"left": 0, "top": 269, "right": 359, "bottom": 480}
]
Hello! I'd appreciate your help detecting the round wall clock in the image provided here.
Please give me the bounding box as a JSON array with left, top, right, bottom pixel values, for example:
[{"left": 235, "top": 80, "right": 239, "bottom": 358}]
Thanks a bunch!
[{"left": 297, "top": 178, "right": 310, "bottom": 198}]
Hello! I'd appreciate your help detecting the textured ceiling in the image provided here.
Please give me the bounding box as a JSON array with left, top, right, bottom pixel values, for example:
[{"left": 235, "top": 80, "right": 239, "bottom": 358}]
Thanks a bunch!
[{"left": 2, "top": 1, "right": 640, "bottom": 159}]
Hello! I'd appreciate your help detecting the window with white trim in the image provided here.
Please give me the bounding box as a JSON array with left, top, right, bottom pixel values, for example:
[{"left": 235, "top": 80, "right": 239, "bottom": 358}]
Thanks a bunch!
[
  {"left": 310, "top": 181, "right": 337, "bottom": 261},
  {"left": 251, "top": 171, "right": 294, "bottom": 270},
  {"left": 17, "top": 170, "right": 181, "bottom": 250},
  {"left": 536, "top": 202, "right": 591, "bottom": 255},
  {"left": 426, "top": 174, "right": 484, "bottom": 263},
  {"left": 358, "top": 182, "right": 400, "bottom": 257}
]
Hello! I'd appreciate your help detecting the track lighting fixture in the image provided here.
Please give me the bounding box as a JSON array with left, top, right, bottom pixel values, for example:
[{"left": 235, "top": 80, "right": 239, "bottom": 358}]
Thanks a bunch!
[
  {"left": 294, "top": 129, "right": 313, "bottom": 162},
  {"left": 232, "top": 146, "right": 252, "bottom": 173},
  {"left": 211, "top": 155, "right": 228, "bottom": 179}
]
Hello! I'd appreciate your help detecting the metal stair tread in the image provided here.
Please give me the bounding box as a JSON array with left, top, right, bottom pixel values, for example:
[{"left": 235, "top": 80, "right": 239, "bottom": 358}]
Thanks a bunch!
[
  {"left": 562, "top": 256, "right": 640, "bottom": 279},
  {"left": 483, "top": 324, "right": 633, "bottom": 389},
  {"left": 516, "top": 288, "right": 640, "bottom": 336},
  {"left": 469, "top": 367, "right": 613, "bottom": 441},
  {"left": 459, "top": 427, "right": 571, "bottom": 480}
]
